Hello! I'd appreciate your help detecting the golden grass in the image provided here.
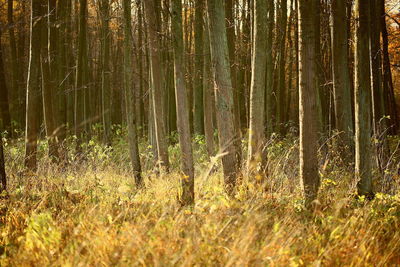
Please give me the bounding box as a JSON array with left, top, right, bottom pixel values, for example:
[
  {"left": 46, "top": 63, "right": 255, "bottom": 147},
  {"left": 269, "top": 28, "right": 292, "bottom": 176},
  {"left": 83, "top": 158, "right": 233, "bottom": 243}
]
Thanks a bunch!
[{"left": 1, "top": 137, "right": 400, "bottom": 266}]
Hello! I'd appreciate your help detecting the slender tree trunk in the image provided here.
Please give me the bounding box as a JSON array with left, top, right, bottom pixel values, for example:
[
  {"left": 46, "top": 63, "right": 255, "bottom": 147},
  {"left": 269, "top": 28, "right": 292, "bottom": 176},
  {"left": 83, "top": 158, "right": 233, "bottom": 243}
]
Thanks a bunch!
[
  {"left": 56, "top": 0, "right": 70, "bottom": 149},
  {"left": 331, "top": 0, "right": 354, "bottom": 155},
  {"left": 99, "top": 1, "right": 112, "bottom": 145},
  {"left": 207, "top": 0, "right": 239, "bottom": 192},
  {"left": 193, "top": 0, "right": 204, "bottom": 135},
  {"left": 41, "top": 0, "right": 60, "bottom": 162},
  {"left": 8, "top": 0, "right": 19, "bottom": 130},
  {"left": 265, "top": 0, "right": 274, "bottom": 137},
  {"left": 136, "top": 3, "right": 145, "bottom": 135},
  {"left": 203, "top": 15, "right": 215, "bottom": 157},
  {"left": 354, "top": 0, "right": 373, "bottom": 198},
  {"left": 144, "top": 0, "right": 169, "bottom": 171},
  {"left": 0, "top": 30, "right": 12, "bottom": 136},
  {"left": 248, "top": 0, "right": 267, "bottom": 176},
  {"left": 75, "top": 0, "right": 88, "bottom": 153},
  {"left": 25, "top": 0, "right": 42, "bottom": 171},
  {"left": 380, "top": 0, "right": 398, "bottom": 134},
  {"left": 171, "top": 0, "right": 195, "bottom": 205},
  {"left": 370, "top": 0, "right": 390, "bottom": 179},
  {"left": 123, "top": 0, "right": 142, "bottom": 185},
  {"left": 0, "top": 135, "right": 6, "bottom": 192},
  {"left": 298, "top": 0, "right": 320, "bottom": 205},
  {"left": 144, "top": 0, "right": 170, "bottom": 171},
  {"left": 276, "top": 0, "right": 288, "bottom": 134}
]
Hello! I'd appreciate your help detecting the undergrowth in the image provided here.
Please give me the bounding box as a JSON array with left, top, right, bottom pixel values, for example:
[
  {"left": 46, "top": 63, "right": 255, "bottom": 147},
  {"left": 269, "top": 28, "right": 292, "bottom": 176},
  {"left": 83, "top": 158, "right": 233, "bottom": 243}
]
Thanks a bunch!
[{"left": 1, "top": 131, "right": 400, "bottom": 266}]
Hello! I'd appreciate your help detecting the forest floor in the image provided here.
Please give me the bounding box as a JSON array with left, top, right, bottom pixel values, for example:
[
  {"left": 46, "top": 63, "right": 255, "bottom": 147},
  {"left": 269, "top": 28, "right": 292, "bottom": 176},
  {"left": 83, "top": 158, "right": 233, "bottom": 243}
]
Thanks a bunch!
[{"left": 1, "top": 133, "right": 400, "bottom": 266}]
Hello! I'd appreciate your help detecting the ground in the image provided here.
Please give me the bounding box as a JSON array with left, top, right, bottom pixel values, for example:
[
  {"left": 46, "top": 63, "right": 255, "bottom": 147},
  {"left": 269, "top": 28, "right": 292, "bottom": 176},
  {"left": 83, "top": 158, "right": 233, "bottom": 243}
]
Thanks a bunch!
[{"left": 1, "top": 134, "right": 400, "bottom": 266}]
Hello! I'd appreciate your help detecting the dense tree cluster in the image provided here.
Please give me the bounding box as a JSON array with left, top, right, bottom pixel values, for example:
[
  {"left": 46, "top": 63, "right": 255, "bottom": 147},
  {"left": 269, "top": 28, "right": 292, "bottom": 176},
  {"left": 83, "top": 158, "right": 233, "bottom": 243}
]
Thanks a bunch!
[{"left": 0, "top": 0, "right": 399, "bottom": 205}]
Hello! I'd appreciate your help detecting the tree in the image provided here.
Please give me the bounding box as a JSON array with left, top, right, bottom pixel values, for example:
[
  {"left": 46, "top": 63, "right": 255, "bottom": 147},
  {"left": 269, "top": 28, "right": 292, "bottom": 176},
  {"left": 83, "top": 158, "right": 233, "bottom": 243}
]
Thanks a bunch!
[
  {"left": 298, "top": 0, "right": 320, "bottom": 205},
  {"left": 247, "top": 0, "right": 267, "bottom": 176},
  {"left": 207, "top": 0, "right": 239, "bottom": 192},
  {"left": 41, "top": 0, "right": 60, "bottom": 161},
  {"left": 0, "top": 26, "right": 12, "bottom": 135},
  {"left": 370, "top": 0, "right": 390, "bottom": 178},
  {"left": 25, "top": 0, "right": 42, "bottom": 171},
  {"left": 144, "top": 0, "right": 170, "bottom": 172},
  {"left": 193, "top": 0, "right": 204, "bottom": 135},
  {"left": 354, "top": 0, "right": 373, "bottom": 198},
  {"left": 123, "top": 0, "right": 142, "bottom": 186},
  {"left": 380, "top": 0, "right": 398, "bottom": 135},
  {"left": 276, "top": 0, "right": 288, "bottom": 134},
  {"left": 99, "top": 0, "right": 112, "bottom": 145},
  {"left": 8, "top": 0, "right": 20, "bottom": 128},
  {"left": 265, "top": 0, "right": 274, "bottom": 137},
  {"left": 331, "top": 0, "right": 354, "bottom": 154},
  {"left": 171, "top": 0, "right": 195, "bottom": 205},
  {"left": 0, "top": 134, "right": 6, "bottom": 192},
  {"left": 203, "top": 15, "right": 215, "bottom": 158},
  {"left": 75, "top": 0, "right": 89, "bottom": 153}
]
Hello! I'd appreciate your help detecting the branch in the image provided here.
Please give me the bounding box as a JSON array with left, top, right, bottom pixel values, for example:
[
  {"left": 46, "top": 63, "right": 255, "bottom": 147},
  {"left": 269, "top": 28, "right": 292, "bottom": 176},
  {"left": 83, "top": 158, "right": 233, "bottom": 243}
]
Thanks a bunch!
[{"left": 386, "top": 13, "right": 400, "bottom": 28}]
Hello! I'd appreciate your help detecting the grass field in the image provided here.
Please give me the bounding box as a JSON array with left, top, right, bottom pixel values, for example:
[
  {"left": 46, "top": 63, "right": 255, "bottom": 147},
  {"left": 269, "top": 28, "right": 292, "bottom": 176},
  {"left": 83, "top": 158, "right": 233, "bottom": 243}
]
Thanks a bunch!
[{"left": 1, "top": 134, "right": 400, "bottom": 266}]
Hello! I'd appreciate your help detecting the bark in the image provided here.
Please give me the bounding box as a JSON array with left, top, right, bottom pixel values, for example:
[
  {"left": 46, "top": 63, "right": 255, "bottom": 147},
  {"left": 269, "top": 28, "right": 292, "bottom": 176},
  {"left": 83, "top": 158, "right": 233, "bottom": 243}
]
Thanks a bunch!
[
  {"left": 0, "top": 29, "right": 12, "bottom": 135},
  {"left": 207, "top": 0, "right": 239, "bottom": 192},
  {"left": 75, "top": 0, "right": 88, "bottom": 153},
  {"left": 248, "top": 0, "right": 267, "bottom": 176},
  {"left": 354, "top": 0, "right": 373, "bottom": 198},
  {"left": 298, "top": 0, "right": 320, "bottom": 205},
  {"left": 265, "top": 0, "right": 274, "bottom": 137},
  {"left": 203, "top": 15, "right": 215, "bottom": 157},
  {"left": 8, "top": 0, "right": 19, "bottom": 128},
  {"left": 276, "top": 0, "right": 288, "bottom": 134},
  {"left": 99, "top": 0, "right": 112, "bottom": 145},
  {"left": 41, "top": 0, "right": 60, "bottom": 161},
  {"left": 193, "top": 0, "right": 204, "bottom": 135},
  {"left": 370, "top": 0, "right": 390, "bottom": 178},
  {"left": 56, "top": 0, "right": 70, "bottom": 146},
  {"left": 144, "top": 0, "right": 170, "bottom": 171},
  {"left": 380, "top": 0, "right": 398, "bottom": 134},
  {"left": 0, "top": 135, "right": 6, "bottom": 192},
  {"left": 25, "top": 0, "right": 42, "bottom": 171},
  {"left": 331, "top": 0, "right": 354, "bottom": 154},
  {"left": 123, "top": 0, "right": 142, "bottom": 185},
  {"left": 171, "top": 0, "right": 195, "bottom": 205}
]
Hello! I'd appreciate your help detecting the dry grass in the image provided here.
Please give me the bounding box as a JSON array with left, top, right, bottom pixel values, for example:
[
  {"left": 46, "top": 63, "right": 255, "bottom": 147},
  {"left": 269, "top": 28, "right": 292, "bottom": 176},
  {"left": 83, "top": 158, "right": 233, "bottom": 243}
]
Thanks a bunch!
[{"left": 1, "top": 136, "right": 400, "bottom": 266}]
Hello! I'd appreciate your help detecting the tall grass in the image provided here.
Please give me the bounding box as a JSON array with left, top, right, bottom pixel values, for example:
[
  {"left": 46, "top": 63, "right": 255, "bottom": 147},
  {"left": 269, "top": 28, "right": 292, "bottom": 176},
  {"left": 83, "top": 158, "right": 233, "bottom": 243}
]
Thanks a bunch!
[{"left": 1, "top": 132, "right": 399, "bottom": 266}]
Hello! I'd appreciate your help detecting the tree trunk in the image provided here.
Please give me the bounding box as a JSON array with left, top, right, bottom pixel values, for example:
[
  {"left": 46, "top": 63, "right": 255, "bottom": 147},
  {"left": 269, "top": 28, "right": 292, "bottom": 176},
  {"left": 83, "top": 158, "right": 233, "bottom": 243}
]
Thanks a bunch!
[
  {"left": 99, "top": 0, "right": 112, "bottom": 145},
  {"left": 276, "top": 0, "right": 288, "bottom": 134},
  {"left": 8, "top": 0, "right": 19, "bottom": 130},
  {"left": 331, "top": 0, "right": 354, "bottom": 155},
  {"left": 370, "top": 0, "right": 390, "bottom": 180},
  {"left": 203, "top": 15, "right": 215, "bottom": 157},
  {"left": 380, "top": 0, "right": 398, "bottom": 135},
  {"left": 144, "top": 0, "right": 170, "bottom": 172},
  {"left": 25, "top": 0, "right": 42, "bottom": 171},
  {"left": 354, "top": 0, "right": 373, "bottom": 198},
  {"left": 56, "top": 0, "right": 70, "bottom": 149},
  {"left": 123, "top": 0, "right": 142, "bottom": 185},
  {"left": 75, "top": 0, "right": 88, "bottom": 153},
  {"left": 0, "top": 30, "right": 12, "bottom": 136},
  {"left": 265, "top": 0, "right": 274, "bottom": 137},
  {"left": 248, "top": 0, "right": 267, "bottom": 176},
  {"left": 0, "top": 135, "right": 6, "bottom": 192},
  {"left": 171, "top": 0, "right": 195, "bottom": 205},
  {"left": 298, "top": 0, "right": 320, "bottom": 205},
  {"left": 41, "top": 0, "right": 60, "bottom": 162},
  {"left": 207, "top": 0, "right": 239, "bottom": 192},
  {"left": 193, "top": 0, "right": 204, "bottom": 135}
]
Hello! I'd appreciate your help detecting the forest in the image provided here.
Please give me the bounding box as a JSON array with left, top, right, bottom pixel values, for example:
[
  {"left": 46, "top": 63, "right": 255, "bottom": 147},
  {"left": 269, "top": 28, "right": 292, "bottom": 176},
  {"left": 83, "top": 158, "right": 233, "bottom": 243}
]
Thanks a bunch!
[{"left": 0, "top": 0, "right": 400, "bottom": 265}]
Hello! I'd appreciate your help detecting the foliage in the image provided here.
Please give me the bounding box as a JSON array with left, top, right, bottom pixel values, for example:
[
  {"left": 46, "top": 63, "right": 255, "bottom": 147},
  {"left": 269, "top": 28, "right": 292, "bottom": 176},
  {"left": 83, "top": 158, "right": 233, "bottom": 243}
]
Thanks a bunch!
[{"left": 1, "top": 136, "right": 400, "bottom": 266}]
